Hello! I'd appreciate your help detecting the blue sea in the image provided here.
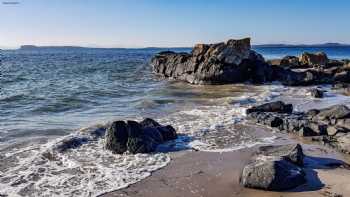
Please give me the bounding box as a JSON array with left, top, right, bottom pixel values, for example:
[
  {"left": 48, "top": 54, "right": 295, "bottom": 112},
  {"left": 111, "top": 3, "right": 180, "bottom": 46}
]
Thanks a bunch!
[{"left": 1, "top": 46, "right": 350, "bottom": 196}]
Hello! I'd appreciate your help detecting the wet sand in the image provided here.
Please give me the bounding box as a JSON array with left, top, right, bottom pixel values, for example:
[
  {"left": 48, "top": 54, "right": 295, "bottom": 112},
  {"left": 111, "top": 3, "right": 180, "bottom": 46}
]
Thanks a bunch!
[{"left": 102, "top": 137, "right": 350, "bottom": 197}]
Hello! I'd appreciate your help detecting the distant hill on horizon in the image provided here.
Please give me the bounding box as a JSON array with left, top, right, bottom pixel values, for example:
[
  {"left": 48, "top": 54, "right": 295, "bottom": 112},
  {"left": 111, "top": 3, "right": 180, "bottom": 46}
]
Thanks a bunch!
[
  {"left": 17, "top": 45, "right": 191, "bottom": 50},
  {"left": 10, "top": 43, "right": 350, "bottom": 51}
]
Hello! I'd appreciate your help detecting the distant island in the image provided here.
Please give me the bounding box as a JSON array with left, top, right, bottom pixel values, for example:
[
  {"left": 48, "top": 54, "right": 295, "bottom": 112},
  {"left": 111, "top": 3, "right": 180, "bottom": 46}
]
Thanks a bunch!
[
  {"left": 16, "top": 43, "right": 350, "bottom": 51},
  {"left": 19, "top": 45, "right": 88, "bottom": 50}
]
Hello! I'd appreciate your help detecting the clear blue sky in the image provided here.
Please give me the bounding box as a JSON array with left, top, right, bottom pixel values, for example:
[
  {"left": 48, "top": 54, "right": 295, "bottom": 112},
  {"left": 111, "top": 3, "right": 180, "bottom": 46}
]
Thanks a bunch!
[{"left": 0, "top": 0, "right": 349, "bottom": 48}]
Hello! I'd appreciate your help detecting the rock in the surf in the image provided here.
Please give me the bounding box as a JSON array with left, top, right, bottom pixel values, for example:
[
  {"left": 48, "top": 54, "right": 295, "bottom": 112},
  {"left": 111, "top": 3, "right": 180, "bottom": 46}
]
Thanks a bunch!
[
  {"left": 240, "top": 145, "right": 306, "bottom": 191},
  {"left": 104, "top": 118, "right": 177, "bottom": 154},
  {"left": 151, "top": 38, "right": 274, "bottom": 84}
]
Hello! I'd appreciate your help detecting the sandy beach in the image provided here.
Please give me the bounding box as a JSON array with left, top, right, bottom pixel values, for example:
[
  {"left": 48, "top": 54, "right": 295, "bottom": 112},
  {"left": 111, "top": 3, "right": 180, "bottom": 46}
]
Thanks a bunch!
[{"left": 103, "top": 128, "right": 350, "bottom": 197}]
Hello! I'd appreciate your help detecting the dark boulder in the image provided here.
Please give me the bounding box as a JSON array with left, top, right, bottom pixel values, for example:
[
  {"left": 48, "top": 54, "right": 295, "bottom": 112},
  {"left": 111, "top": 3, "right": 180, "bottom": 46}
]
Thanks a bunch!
[
  {"left": 240, "top": 156, "right": 306, "bottom": 191},
  {"left": 246, "top": 101, "right": 293, "bottom": 114},
  {"left": 104, "top": 118, "right": 177, "bottom": 154},
  {"left": 310, "top": 88, "right": 324, "bottom": 98}
]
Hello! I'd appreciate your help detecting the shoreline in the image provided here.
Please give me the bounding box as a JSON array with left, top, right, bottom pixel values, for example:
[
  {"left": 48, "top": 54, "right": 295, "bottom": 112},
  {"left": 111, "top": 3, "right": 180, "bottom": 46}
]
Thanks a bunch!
[{"left": 103, "top": 125, "right": 350, "bottom": 197}]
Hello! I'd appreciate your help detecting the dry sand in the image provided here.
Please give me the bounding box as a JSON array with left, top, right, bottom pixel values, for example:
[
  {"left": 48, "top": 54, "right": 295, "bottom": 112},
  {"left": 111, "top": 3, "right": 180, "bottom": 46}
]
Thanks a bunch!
[{"left": 101, "top": 141, "right": 350, "bottom": 197}]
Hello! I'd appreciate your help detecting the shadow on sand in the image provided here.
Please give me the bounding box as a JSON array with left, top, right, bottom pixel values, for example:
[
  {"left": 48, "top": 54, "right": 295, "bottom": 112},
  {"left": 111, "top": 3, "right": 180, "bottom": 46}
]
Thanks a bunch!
[{"left": 288, "top": 155, "right": 349, "bottom": 192}]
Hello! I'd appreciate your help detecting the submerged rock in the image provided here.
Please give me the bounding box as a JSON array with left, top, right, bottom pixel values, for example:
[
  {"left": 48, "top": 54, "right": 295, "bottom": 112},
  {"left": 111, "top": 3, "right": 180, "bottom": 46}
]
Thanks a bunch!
[{"left": 104, "top": 118, "right": 177, "bottom": 154}]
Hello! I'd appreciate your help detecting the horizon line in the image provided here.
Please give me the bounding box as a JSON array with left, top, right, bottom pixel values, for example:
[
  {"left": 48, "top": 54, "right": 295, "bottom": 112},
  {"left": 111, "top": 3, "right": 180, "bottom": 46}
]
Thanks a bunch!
[{"left": 1, "top": 42, "right": 350, "bottom": 50}]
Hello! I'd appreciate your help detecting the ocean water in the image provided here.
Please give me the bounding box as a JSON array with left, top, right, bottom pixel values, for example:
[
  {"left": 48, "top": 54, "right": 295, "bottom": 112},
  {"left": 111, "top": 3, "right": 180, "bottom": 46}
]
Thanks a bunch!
[{"left": 1, "top": 46, "right": 350, "bottom": 196}]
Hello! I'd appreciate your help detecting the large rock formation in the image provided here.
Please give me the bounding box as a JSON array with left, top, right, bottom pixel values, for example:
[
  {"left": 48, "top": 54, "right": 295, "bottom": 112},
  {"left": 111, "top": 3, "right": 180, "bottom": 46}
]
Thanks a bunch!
[
  {"left": 105, "top": 118, "right": 177, "bottom": 154},
  {"left": 151, "top": 38, "right": 273, "bottom": 84},
  {"left": 246, "top": 102, "right": 350, "bottom": 154}
]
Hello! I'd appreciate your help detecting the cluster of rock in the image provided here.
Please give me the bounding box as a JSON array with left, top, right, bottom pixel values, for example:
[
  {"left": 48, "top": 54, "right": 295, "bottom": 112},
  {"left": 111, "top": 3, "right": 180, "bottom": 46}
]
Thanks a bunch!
[
  {"left": 247, "top": 101, "right": 350, "bottom": 154},
  {"left": 150, "top": 38, "right": 350, "bottom": 86},
  {"left": 104, "top": 118, "right": 177, "bottom": 154},
  {"left": 240, "top": 144, "right": 306, "bottom": 190}
]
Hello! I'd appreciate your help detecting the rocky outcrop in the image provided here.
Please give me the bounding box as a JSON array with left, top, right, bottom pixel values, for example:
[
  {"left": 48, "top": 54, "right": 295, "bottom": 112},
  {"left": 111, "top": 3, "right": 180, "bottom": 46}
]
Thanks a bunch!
[
  {"left": 240, "top": 144, "right": 306, "bottom": 191},
  {"left": 105, "top": 118, "right": 177, "bottom": 154},
  {"left": 151, "top": 38, "right": 274, "bottom": 84},
  {"left": 247, "top": 102, "right": 350, "bottom": 154},
  {"left": 151, "top": 38, "right": 350, "bottom": 86}
]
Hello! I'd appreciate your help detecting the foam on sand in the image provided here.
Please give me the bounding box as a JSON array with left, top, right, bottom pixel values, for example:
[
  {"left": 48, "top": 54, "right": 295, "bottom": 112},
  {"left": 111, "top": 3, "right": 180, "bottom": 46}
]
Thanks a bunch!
[{"left": 0, "top": 133, "right": 170, "bottom": 197}]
